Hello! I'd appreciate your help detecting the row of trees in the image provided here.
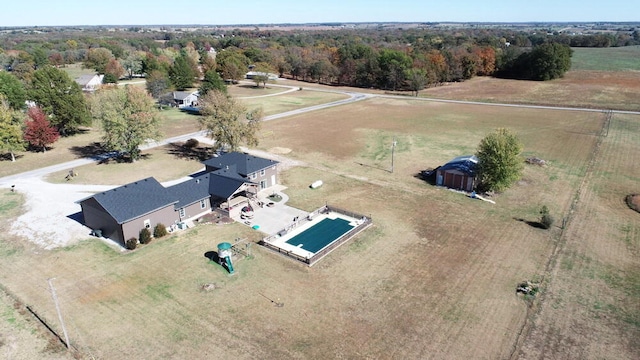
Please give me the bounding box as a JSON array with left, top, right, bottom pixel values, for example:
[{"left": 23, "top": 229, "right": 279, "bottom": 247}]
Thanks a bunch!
[{"left": 1, "top": 24, "right": 602, "bottom": 95}]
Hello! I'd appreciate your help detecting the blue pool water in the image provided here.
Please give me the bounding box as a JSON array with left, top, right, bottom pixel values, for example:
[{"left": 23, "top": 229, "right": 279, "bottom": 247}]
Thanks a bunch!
[{"left": 285, "top": 217, "right": 354, "bottom": 253}]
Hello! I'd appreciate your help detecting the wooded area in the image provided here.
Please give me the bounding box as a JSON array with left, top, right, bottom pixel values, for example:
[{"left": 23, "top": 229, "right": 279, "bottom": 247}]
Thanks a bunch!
[{"left": 1, "top": 25, "right": 638, "bottom": 92}]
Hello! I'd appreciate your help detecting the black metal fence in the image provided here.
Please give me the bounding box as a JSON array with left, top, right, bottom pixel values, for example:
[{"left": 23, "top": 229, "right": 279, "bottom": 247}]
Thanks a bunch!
[{"left": 259, "top": 204, "right": 372, "bottom": 266}]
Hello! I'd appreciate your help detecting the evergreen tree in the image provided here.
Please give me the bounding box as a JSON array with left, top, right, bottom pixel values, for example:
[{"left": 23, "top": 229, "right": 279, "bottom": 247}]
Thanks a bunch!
[
  {"left": 199, "top": 70, "right": 226, "bottom": 96},
  {"left": 0, "top": 72, "right": 27, "bottom": 110},
  {"left": 29, "top": 66, "right": 91, "bottom": 135},
  {"left": 169, "top": 52, "right": 195, "bottom": 90}
]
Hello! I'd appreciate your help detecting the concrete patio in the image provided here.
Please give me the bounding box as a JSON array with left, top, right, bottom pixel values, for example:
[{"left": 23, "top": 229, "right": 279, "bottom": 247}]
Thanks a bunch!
[{"left": 231, "top": 185, "right": 308, "bottom": 236}]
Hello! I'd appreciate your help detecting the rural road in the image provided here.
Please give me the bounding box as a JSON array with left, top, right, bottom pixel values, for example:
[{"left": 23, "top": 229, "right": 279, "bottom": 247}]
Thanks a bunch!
[{"left": 1, "top": 80, "right": 638, "bottom": 187}]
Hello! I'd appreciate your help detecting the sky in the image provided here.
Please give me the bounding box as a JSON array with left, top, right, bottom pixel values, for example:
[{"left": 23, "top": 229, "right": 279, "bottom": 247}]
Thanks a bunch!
[{"left": 1, "top": 0, "right": 638, "bottom": 27}]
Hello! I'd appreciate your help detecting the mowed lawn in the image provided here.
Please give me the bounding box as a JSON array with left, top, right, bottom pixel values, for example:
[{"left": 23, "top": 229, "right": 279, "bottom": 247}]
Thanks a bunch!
[
  {"left": 2, "top": 95, "right": 636, "bottom": 359},
  {"left": 238, "top": 89, "right": 349, "bottom": 116}
]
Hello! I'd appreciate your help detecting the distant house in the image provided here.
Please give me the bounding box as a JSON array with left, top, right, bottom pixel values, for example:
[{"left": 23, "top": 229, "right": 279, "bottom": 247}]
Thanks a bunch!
[
  {"left": 436, "top": 155, "right": 478, "bottom": 191},
  {"left": 245, "top": 71, "right": 278, "bottom": 81},
  {"left": 75, "top": 74, "right": 104, "bottom": 92},
  {"left": 78, "top": 152, "right": 279, "bottom": 246},
  {"left": 172, "top": 91, "right": 199, "bottom": 108}
]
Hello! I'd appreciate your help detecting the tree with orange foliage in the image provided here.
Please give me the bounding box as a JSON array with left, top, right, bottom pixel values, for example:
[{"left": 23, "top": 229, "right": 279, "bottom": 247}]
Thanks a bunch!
[{"left": 23, "top": 107, "right": 60, "bottom": 152}]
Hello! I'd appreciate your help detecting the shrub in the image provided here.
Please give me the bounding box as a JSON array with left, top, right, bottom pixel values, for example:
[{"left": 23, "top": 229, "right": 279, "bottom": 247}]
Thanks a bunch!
[
  {"left": 539, "top": 205, "right": 555, "bottom": 229},
  {"left": 541, "top": 214, "right": 555, "bottom": 229},
  {"left": 154, "top": 223, "right": 168, "bottom": 238},
  {"left": 184, "top": 138, "right": 199, "bottom": 149},
  {"left": 125, "top": 237, "right": 138, "bottom": 250},
  {"left": 139, "top": 228, "right": 152, "bottom": 244}
]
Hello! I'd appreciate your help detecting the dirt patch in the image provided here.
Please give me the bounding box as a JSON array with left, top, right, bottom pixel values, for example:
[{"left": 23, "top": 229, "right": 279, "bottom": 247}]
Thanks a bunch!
[{"left": 268, "top": 147, "right": 292, "bottom": 155}]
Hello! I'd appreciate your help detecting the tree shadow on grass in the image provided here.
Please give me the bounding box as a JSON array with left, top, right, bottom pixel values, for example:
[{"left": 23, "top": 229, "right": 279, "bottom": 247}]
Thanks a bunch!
[
  {"left": 0, "top": 153, "right": 23, "bottom": 162},
  {"left": 513, "top": 217, "right": 546, "bottom": 229},
  {"left": 166, "top": 142, "right": 215, "bottom": 162},
  {"left": 69, "top": 142, "right": 108, "bottom": 159}
]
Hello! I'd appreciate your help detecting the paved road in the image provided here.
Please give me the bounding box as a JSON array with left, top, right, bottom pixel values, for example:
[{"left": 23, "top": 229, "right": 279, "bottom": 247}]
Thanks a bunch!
[{"left": 1, "top": 81, "right": 638, "bottom": 186}]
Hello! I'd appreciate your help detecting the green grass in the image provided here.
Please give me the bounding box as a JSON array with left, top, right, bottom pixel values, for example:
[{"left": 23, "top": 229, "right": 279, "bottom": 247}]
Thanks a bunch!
[
  {"left": 239, "top": 90, "right": 348, "bottom": 115},
  {"left": 60, "top": 63, "right": 96, "bottom": 79},
  {"left": 571, "top": 46, "right": 640, "bottom": 71}
]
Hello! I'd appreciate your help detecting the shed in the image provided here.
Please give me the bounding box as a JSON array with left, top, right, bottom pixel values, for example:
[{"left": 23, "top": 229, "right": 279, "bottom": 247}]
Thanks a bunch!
[{"left": 436, "top": 155, "right": 478, "bottom": 191}]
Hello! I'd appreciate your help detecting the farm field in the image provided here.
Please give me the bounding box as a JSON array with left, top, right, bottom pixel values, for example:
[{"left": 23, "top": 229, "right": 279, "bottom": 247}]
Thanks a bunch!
[
  {"left": 571, "top": 45, "right": 640, "bottom": 71},
  {"left": 417, "top": 45, "right": 640, "bottom": 112},
  {"left": 1, "top": 44, "right": 639, "bottom": 358},
  {"left": 419, "top": 71, "right": 640, "bottom": 112},
  {"left": 2, "top": 90, "right": 638, "bottom": 359}
]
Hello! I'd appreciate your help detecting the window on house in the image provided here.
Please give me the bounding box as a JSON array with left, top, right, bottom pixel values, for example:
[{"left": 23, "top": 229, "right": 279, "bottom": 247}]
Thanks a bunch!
[
  {"left": 144, "top": 219, "right": 151, "bottom": 228},
  {"left": 200, "top": 200, "right": 206, "bottom": 209},
  {"left": 260, "top": 180, "right": 267, "bottom": 189},
  {"left": 250, "top": 173, "right": 257, "bottom": 180},
  {"left": 179, "top": 208, "right": 185, "bottom": 218},
  {"left": 260, "top": 169, "right": 265, "bottom": 176}
]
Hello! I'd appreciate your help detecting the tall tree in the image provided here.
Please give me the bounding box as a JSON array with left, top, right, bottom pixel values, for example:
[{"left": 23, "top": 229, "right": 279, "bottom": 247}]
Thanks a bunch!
[
  {"left": 198, "top": 91, "right": 262, "bottom": 152},
  {"left": 377, "top": 49, "right": 412, "bottom": 90},
  {"left": 122, "top": 51, "right": 144, "bottom": 79},
  {"left": 199, "top": 70, "right": 226, "bottom": 96},
  {"left": 104, "top": 58, "right": 125, "bottom": 83},
  {"left": 475, "top": 128, "right": 524, "bottom": 192},
  {"left": 84, "top": 48, "right": 114, "bottom": 74},
  {"left": 146, "top": 70, "right": 171, "bottom": 99},
  {"left": 29, "top": 66, "right": 91, "bottom": 135},
  {"left": 90, "top": 86, "right": 162, "bottom": 161},
  {"left": 527, "top": 42, "right": 573, "bottom": 81},
  {"left": 0, "top": 98, "right": 25, "bottom": 161},
  {"left": 216, "top": 47, "right": 249, "bottom": 83},
  {"left": 23, "top": 106, "right": 60, "bottom": 152},
  {"left": 407, "top": 68, "right": 427, "bottom": 97},
  {"left": 0, "top": 72, "right": 27, "bottom": 110},
  {"left": 169, "top": 52, "right": 196, "bottom": 90}
]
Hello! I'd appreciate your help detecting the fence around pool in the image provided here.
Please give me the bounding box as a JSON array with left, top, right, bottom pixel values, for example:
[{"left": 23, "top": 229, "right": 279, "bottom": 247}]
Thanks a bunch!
[{"left": 259, "top": 205, "right": 372, "bottom": 266}]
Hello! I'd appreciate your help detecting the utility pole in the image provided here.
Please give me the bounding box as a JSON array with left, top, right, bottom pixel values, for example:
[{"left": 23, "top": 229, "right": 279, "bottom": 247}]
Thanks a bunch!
[
  {"left": 48, "top": 278, "right": 70, "bottom": 350},
  {"left": 390, "top": 137, "right": 397, "bottom": 173}
]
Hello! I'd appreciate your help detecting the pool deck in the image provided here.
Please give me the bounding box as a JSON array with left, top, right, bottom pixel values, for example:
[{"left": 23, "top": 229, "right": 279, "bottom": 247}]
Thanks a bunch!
[
  {"left": 264, "top": 212, "right": 360, "bottom": 259},
  {"left": 232, "top": 185, "right": 307, "bottom": 236}
]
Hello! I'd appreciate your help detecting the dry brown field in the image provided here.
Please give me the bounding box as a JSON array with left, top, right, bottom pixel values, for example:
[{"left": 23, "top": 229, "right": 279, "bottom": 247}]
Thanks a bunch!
[
  {"left": 419, "top": 71, "right": 640, "bottom": 112},
  {"left": 1, "top": 67, "right": 639, "bottom": 358}
]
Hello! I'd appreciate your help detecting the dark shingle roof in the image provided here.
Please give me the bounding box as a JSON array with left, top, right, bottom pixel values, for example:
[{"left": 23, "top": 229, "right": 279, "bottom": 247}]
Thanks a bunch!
[
  {"left": 439, "top": 155, "right": 478, "bottom": 176},
  {"left": 90, "top": 177, "right": 177, "bottom": 224},
  {"left": 202, "top": 152, "right": 278, "bottom": 177},
  {"left": 208, "top": 168, "right": 250, "bottom": 199},
  {"left": 165, "top": 174, "right": 211, "bottom": 209}
]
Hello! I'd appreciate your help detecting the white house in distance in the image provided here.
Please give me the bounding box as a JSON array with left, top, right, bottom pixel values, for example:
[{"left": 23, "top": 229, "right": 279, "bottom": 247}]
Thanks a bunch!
[
  {"left": 172, "top": 91, "right": 199, "bottom": 108},
  {"left": 75, "top": 74, "right": 104, "bottom": 92},
  {"left": 245, "top": 71, "right": 279, "bottom": 81}
]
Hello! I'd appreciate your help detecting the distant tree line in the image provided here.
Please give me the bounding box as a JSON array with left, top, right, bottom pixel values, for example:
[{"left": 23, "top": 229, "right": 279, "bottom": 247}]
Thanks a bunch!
[{"left": 0, "top": 26, "right": 636, "bottom": 92}]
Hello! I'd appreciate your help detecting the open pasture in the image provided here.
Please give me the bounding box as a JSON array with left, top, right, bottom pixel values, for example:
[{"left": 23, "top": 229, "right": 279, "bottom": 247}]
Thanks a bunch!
[
  {"left": 238, "top": 89, "right": 349, "bottom": 115},
  {"left": 421, "top": 71, "right": 640, "bottom": 112},
  {"left": 517, "top": 113, "right": 640, "bottom": 359},
  {"left": 2, "top": 93, "right": 634, "bottom": 359}
]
